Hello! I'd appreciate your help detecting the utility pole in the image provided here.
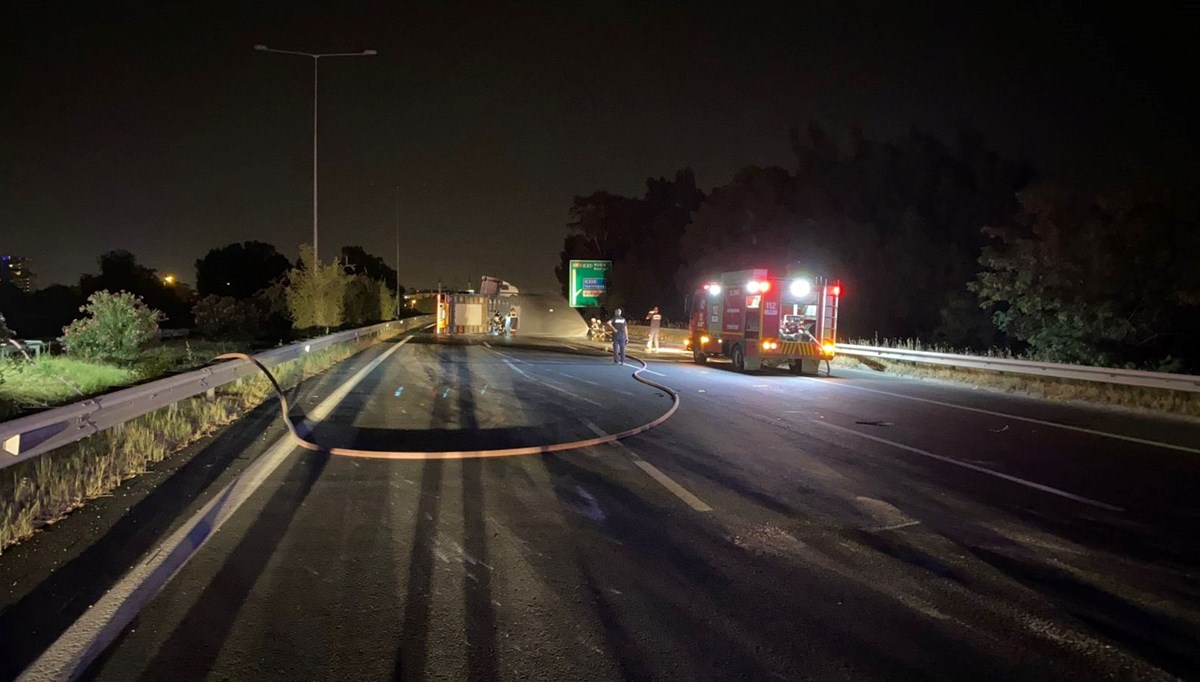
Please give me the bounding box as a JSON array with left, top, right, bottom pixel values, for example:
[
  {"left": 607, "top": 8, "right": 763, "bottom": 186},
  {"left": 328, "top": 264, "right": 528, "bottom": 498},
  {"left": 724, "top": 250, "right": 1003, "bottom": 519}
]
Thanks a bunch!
[
  {"left": 403, "top": 184, "right": 408, "bottom": 321},
  {"left": 395, "top": 186, "right": 401, "bottom": 319}
]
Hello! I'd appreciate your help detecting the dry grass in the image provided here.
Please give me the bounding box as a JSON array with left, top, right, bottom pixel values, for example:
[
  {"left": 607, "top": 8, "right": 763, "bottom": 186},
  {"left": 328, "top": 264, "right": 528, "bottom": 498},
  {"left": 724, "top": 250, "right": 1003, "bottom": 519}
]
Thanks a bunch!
[
  {"left": 0, "top": 336, "right": 376, "bottom": 554},
  {"left": 834, "top": 355, "right": 1200, "bottom": 419}
]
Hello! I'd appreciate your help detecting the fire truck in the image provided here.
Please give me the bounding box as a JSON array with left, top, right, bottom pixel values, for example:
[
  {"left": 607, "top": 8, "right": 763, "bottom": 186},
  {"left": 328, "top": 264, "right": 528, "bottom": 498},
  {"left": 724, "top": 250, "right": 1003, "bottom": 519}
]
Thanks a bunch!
[{"left": 687, "top": 268, "right": 841, "bottom": 374}]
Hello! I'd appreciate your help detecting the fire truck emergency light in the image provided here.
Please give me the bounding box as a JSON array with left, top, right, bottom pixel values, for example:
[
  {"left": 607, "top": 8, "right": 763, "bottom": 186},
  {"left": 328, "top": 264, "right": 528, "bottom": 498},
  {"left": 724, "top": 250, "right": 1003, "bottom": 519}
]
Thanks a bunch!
[
  {"left": 831, "top": 284, "right": 842, "bottom": 296},
  {"left": 746, "top": 280, "right": 769, "bottom": 293},
  {"left": 705, "top": 283, "right": 721, "bottom": 295},
  {"left": 789, "top": 278, "right": 812, "bottom": 298}
]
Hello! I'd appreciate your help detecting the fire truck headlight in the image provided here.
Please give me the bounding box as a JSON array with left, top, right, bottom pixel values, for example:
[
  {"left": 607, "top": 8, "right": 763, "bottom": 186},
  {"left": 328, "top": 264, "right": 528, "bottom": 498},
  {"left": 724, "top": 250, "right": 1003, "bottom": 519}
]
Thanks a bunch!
[
  {"left": 706, "top": 283, "right": 721, "bottom": 296},
  {"left": 700, "top": 335, "right": 710, "bottom": 344},
  {"left": 789, "top": 278, "right": 812, "bottom": 298},
  {"left": 822, "top": 342, "right": 836, "bottom": 356}
]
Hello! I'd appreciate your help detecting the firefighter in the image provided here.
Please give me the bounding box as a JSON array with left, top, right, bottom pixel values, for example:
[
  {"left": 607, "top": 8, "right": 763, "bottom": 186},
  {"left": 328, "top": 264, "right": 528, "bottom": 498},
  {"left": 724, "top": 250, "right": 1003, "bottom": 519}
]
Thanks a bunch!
[
  {"left": 645, "top": 306, "right": 662, "bottom": 352},
  {"left": 607, "top": 308, "right": 628, "bottom": 364}
]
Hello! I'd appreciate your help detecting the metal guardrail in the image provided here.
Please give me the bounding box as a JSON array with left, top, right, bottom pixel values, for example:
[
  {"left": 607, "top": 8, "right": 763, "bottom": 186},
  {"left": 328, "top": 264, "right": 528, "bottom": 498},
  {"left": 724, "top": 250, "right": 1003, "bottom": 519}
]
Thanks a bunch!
[
  {"left": 0, "top": 316, "right": 433, "bottom": 470},
  {"left": 835, "top": 344, "right": 1200, "bottom": 394}
]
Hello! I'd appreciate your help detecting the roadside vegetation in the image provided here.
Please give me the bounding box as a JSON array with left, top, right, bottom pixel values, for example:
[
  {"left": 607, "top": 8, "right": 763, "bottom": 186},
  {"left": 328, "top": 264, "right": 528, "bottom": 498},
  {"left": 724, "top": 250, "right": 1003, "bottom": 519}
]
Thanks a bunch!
[
  {"left": 0, "top": 239, "right": 417, "bottom": 552},
  {"left": 0, "top": 334, "right": 383, "bottom": 554},
  {"left": 834, "top": 339, "right": 1200, "bottom": 419}
]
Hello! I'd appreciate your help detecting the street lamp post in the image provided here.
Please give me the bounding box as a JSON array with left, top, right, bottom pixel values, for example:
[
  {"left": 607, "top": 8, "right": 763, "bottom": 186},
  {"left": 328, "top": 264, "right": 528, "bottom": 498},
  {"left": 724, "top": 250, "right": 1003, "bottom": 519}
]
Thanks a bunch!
[
  {"left": 403, "top": 182, "right": 408, "bottom": 319},
  {"left": 254, "top": 44, "right": 376, "bottom": 262}
]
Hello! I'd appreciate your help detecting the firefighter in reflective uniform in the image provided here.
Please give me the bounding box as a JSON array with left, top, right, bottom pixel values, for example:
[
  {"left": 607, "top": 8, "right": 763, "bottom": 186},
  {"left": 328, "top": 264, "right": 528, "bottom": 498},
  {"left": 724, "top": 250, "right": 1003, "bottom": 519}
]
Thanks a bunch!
[
  {"left": 607, "top": 308, "right": 628, "bottom": 364},
  {"left": 645, "top": 306, "right": 662, "bottom": 352}
]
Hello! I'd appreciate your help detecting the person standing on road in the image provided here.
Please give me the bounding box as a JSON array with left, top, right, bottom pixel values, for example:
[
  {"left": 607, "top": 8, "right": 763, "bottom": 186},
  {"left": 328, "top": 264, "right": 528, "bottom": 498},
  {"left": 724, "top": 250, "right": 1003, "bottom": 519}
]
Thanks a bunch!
[
  {"left": 505, "top": 306, "right": 518, "bottom": 336},
  {"left": 607, "top": 308, "right": 628, "bottom": 364},
  {"left": 645, "top": 306, "right": 662, "bottom": 352}
]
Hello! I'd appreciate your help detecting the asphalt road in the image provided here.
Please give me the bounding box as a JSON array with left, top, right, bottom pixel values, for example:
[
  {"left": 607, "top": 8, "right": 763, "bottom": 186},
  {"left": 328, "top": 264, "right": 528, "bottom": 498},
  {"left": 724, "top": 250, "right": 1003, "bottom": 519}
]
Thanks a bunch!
[{"left": 4, "top": 331, "right": 1200, "bottom": 680}]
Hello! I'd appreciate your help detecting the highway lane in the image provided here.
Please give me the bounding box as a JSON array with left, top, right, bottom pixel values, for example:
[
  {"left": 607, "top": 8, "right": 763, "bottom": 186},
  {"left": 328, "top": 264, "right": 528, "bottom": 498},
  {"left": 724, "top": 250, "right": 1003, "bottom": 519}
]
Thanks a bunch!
[{"left": 6, "top": 332, "right": 1199, "bottom": 680}]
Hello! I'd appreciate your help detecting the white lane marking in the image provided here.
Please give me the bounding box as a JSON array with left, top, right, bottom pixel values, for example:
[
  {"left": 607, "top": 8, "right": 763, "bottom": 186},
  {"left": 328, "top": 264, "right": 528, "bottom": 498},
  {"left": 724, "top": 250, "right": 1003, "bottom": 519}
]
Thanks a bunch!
[
  {"left": 560, "top": 372, "right": 602, "bottom": 386},
  {"left": 804, "top": 377, "right": 1200, "bottom": 455},
  {"left": 561, "top": 373, "right": 634, "bottom": 396},
  {"left": 501, "top": 358, "right": 530, "bottom": 377},
  {"left": 20, "top": 336, "right": 416, "bottom": 682},
  {"left": 811, "top": 420, "right": 1124, "bottom": 512},
  {"left": 584, "top": 421, "right": 712, "bottom": 512},
  {"left": 867, "top": 520, "right": 922, "bottom": 533},
  {"left": 631, "top": 460, "right": 713, "bottom": 512},
  {"left": 501, "top": 359, "right": 602, "bottom": 407},
  {"left": 623, "top": 362, "right": 664, "bottom": 376}
]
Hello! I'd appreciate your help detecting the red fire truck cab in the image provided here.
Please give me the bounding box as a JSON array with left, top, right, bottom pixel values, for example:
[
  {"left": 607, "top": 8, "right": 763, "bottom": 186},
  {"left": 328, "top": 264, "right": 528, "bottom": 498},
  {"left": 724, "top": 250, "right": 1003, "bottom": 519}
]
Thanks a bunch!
[{"left": 687, "top": 268, "right": 841, "bottom": 374}]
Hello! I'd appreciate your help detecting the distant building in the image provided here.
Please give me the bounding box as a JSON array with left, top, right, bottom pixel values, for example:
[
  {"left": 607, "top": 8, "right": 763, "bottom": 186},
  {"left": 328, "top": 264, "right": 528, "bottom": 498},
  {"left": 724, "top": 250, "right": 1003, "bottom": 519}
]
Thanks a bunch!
[{"left": 0, "top": 255, "right": 36, "bottom": 293}]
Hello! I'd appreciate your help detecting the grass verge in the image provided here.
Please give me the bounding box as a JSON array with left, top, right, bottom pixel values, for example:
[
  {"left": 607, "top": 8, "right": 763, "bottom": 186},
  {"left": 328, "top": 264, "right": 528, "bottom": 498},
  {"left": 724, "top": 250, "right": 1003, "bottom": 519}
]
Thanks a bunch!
[
  {"left": 833, "top": 355, "right": 1200, "bottom": 419},
  {"left": 0, "top": 341, "right": 253, "bottom": 421},
  {"left": 0, "top": 357, "right": 136, "bottom": 419},
  {"left": 0, "top": 335, "right": 379, "bottom": 554}
]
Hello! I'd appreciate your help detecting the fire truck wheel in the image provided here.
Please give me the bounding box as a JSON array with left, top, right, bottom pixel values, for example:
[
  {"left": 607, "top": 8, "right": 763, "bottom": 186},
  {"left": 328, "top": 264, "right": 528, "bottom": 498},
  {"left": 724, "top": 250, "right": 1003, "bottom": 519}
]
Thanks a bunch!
[
  {"left": 692, "top": 347, "right": 707, "bottom": 365},
  {"left": 731, "top": 344, "right": 746, "bottom": 372}
]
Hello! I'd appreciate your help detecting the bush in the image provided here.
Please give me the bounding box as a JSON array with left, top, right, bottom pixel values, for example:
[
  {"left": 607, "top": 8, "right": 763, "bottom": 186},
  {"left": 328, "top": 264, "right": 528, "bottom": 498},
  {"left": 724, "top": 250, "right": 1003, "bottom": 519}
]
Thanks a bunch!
[
  {"left": 60, "top": 291, "right": 164, "bottom": 365},
  {"left": 0, "top": 310, "right": 11, "bottom": 343},
  {"left": 192, "top": 294, "right": 265, "bottom": 341}
]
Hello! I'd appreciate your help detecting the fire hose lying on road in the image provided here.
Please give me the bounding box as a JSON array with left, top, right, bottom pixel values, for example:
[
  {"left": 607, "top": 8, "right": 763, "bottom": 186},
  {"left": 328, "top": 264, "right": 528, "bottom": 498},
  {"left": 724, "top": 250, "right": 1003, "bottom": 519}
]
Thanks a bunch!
[{"left": 216, "top": 346, "right": 681, "bottom": 460}]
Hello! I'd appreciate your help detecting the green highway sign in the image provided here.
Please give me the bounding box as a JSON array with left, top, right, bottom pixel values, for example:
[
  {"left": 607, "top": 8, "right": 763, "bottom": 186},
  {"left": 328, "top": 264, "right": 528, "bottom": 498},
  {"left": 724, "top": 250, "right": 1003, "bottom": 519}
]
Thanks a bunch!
[{"left": 568, "top": 259, "right": 611, "bottom": 307}]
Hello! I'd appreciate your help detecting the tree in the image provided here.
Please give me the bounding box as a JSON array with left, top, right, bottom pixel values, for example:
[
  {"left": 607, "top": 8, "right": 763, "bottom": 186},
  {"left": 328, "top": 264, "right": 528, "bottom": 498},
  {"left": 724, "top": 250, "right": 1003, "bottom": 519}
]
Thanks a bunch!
[
  {"left": 378, "top": 285, "right": 397, "bottom": 321},
  {"left": 555, "top": 170, "right": 703, "bottom": 318},
  {"left": 972, "top": 186, "right": 1200, "bottom": 369},
  {"left": 557, "top": 126, "right": 1034, "bottom": 346},
  {"left": 342, "top": 275, "right": 382, "bottom": 327},
  {"left": 192, "top": 295, "right": 266, "bottom": 341},
  {"left": 339, "top": 246, "right": 401, "bottom": 294},
  {"left": 80, "top": 250, "right": 191, "bottom": 327},
  {"left": 79, "top": 250, "right": 160, "bottom": 297},
  {"left": 285, "top": 245, "right": 349, "bottom": 331},
  {"left": 195, "top": 241, "right": 291, "bottom": 299}
]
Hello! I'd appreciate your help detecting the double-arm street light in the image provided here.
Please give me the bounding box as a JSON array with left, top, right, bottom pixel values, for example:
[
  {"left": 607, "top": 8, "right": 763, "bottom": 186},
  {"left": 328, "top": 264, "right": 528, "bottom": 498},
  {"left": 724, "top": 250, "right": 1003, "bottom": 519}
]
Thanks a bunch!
[{"left": 254, "top": 44, "right": 377, "bottom": 262}]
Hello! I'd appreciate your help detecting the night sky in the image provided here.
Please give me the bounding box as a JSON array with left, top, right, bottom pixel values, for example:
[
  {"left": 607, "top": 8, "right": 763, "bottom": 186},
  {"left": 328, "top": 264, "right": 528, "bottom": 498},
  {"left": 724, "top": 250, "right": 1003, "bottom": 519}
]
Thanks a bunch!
[{"left": 2, "top": 1, "right": 1194, "bottom": 293}]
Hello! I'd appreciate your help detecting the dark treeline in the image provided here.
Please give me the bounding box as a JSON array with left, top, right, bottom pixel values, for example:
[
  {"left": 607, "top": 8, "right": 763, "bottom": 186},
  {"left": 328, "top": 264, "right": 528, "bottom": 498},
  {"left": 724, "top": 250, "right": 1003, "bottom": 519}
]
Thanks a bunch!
[
  {"left": 0, "top": 241, "right": 407, "bottom": 343},
  {"left": 557, "top": 125, "right": 1200, "bottom": 371}
]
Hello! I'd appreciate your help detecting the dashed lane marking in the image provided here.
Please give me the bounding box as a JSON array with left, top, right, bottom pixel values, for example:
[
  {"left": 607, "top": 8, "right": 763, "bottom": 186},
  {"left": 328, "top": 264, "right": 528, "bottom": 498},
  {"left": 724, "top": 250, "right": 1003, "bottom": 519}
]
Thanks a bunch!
[
  {"left": 584, "top": 420, "right": 712, "bottom": 512},
  {"left": 560, "top": 372, "right": 602, "bottom": 386},
  {"left": 500, "top": 359, "right": 602, "bottom": 407},
  {"left": 812, "top": 419, "right": 1124, "bottom": 512}
]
